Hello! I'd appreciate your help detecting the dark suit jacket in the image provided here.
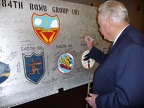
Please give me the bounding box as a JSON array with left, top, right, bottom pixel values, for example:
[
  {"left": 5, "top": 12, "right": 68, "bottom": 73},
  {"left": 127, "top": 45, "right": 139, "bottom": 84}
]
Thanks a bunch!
[{"left": 88, "top": 25, "right": 144, "bottom": 108}]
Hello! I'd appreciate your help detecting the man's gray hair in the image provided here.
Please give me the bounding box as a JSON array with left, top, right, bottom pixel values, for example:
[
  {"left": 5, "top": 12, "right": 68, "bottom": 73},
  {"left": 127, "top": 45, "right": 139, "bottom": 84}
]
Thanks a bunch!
[{"left": 98, "top": 0, "right": 129, "bottom": 23}]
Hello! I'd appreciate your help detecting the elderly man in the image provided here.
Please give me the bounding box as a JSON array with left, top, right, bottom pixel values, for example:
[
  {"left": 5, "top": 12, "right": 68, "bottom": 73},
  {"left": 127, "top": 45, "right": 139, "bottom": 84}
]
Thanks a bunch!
[{"left": 85, "top": 0, "right": 144, "bottom": 108}]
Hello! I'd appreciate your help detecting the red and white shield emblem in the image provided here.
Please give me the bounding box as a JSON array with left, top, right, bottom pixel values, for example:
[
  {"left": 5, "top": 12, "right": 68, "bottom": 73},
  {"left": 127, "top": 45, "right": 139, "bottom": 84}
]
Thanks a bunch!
[{"left": 32, "top": 13, "right": 60, "bottom": 45}]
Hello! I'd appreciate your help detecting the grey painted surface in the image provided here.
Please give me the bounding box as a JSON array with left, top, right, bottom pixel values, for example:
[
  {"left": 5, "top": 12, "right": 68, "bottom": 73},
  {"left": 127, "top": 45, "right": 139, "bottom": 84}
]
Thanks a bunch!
[{"left": 0, "top": 0, "right": 111, "bottom": 107}]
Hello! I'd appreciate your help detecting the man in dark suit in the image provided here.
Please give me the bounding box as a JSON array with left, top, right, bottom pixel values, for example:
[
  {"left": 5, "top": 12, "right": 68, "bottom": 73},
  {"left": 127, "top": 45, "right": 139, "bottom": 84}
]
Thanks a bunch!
[{"left": 85, "top": 0, "right": 144, "bottom": 108}]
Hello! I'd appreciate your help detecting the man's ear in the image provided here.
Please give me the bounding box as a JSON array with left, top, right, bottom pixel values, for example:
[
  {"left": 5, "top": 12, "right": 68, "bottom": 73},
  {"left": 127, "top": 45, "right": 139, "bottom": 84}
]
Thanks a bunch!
[
  {"left": 107, "top": 18, "right": 113, "bottom": 28},
  {"left": 108, "top": 18, "right": 112, "bottom": 25}
]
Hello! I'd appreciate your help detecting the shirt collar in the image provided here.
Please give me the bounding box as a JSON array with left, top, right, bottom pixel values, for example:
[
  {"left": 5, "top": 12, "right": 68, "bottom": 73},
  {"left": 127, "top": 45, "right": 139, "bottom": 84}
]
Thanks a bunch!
[{"left": 113, "top": 24, "right": 129, "bottom": 45}]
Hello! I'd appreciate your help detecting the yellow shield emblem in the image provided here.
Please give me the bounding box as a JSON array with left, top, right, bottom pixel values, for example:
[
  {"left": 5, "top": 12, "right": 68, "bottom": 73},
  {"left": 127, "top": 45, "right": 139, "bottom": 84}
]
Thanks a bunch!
[{"left": 32, "top": 13, "right": 60, "bottom": 45}]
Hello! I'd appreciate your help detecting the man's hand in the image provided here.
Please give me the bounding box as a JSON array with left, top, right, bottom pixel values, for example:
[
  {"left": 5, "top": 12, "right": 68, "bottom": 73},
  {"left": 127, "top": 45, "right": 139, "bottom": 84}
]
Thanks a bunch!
[
  {"left": 84, "top": 36, "right": 94, "bottom": 50},
  {"left": 85, "top": 93, "right": 98, "bottom": 108}
]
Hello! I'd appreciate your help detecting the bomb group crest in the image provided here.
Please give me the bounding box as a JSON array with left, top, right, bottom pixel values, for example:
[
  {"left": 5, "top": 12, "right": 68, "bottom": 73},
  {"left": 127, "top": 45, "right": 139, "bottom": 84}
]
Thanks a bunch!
[{"left": 32, "top": 13, "right": 60, "bottom": 45}]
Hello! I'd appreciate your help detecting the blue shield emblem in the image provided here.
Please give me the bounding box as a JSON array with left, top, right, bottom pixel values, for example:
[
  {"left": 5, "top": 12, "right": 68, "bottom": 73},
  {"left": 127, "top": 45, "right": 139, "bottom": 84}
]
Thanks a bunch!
[{"left": 22, "top": 52, "right": 45, "bottom": 84}]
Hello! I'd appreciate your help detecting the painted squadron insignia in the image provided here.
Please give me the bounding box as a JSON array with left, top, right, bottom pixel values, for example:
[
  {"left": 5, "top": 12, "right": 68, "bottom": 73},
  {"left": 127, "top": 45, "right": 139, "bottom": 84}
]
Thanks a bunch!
[
  {"left": 0, "top": 61, "right": 11, "bottom": 84},
  {"left": 22, "top": 52, "right": 45, "bottom": 84},
  {"left": 32, "top": 13, "right": 60, "bottom": 45},
  {"left": 81, "top": 50, "right": 95, "bottom": 69},
  {"left": 57, "top": 53, "right": 75, "bottom": 74}
]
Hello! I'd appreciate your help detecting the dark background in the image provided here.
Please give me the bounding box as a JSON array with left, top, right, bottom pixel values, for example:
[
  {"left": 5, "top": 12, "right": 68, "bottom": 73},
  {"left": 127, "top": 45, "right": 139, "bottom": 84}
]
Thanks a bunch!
[{"left": 12, "top": 84, "right": 91, "bottom": 108}]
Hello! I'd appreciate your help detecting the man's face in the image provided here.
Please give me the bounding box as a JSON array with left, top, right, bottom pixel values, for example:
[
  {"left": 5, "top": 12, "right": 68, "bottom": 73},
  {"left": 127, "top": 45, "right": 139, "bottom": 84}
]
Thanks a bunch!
[{"left": 97, "top": 14, "right": 112, "bottom": 42}]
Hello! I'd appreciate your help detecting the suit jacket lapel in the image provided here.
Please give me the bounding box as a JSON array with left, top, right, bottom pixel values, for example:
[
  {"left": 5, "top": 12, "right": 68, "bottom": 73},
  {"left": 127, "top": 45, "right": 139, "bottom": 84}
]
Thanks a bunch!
[
  {"left": 109, "top": 25, "right": 130, "bottom": 54},
  {"left": 100, "top": 25, "right": 131, "bottom": 65}
]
